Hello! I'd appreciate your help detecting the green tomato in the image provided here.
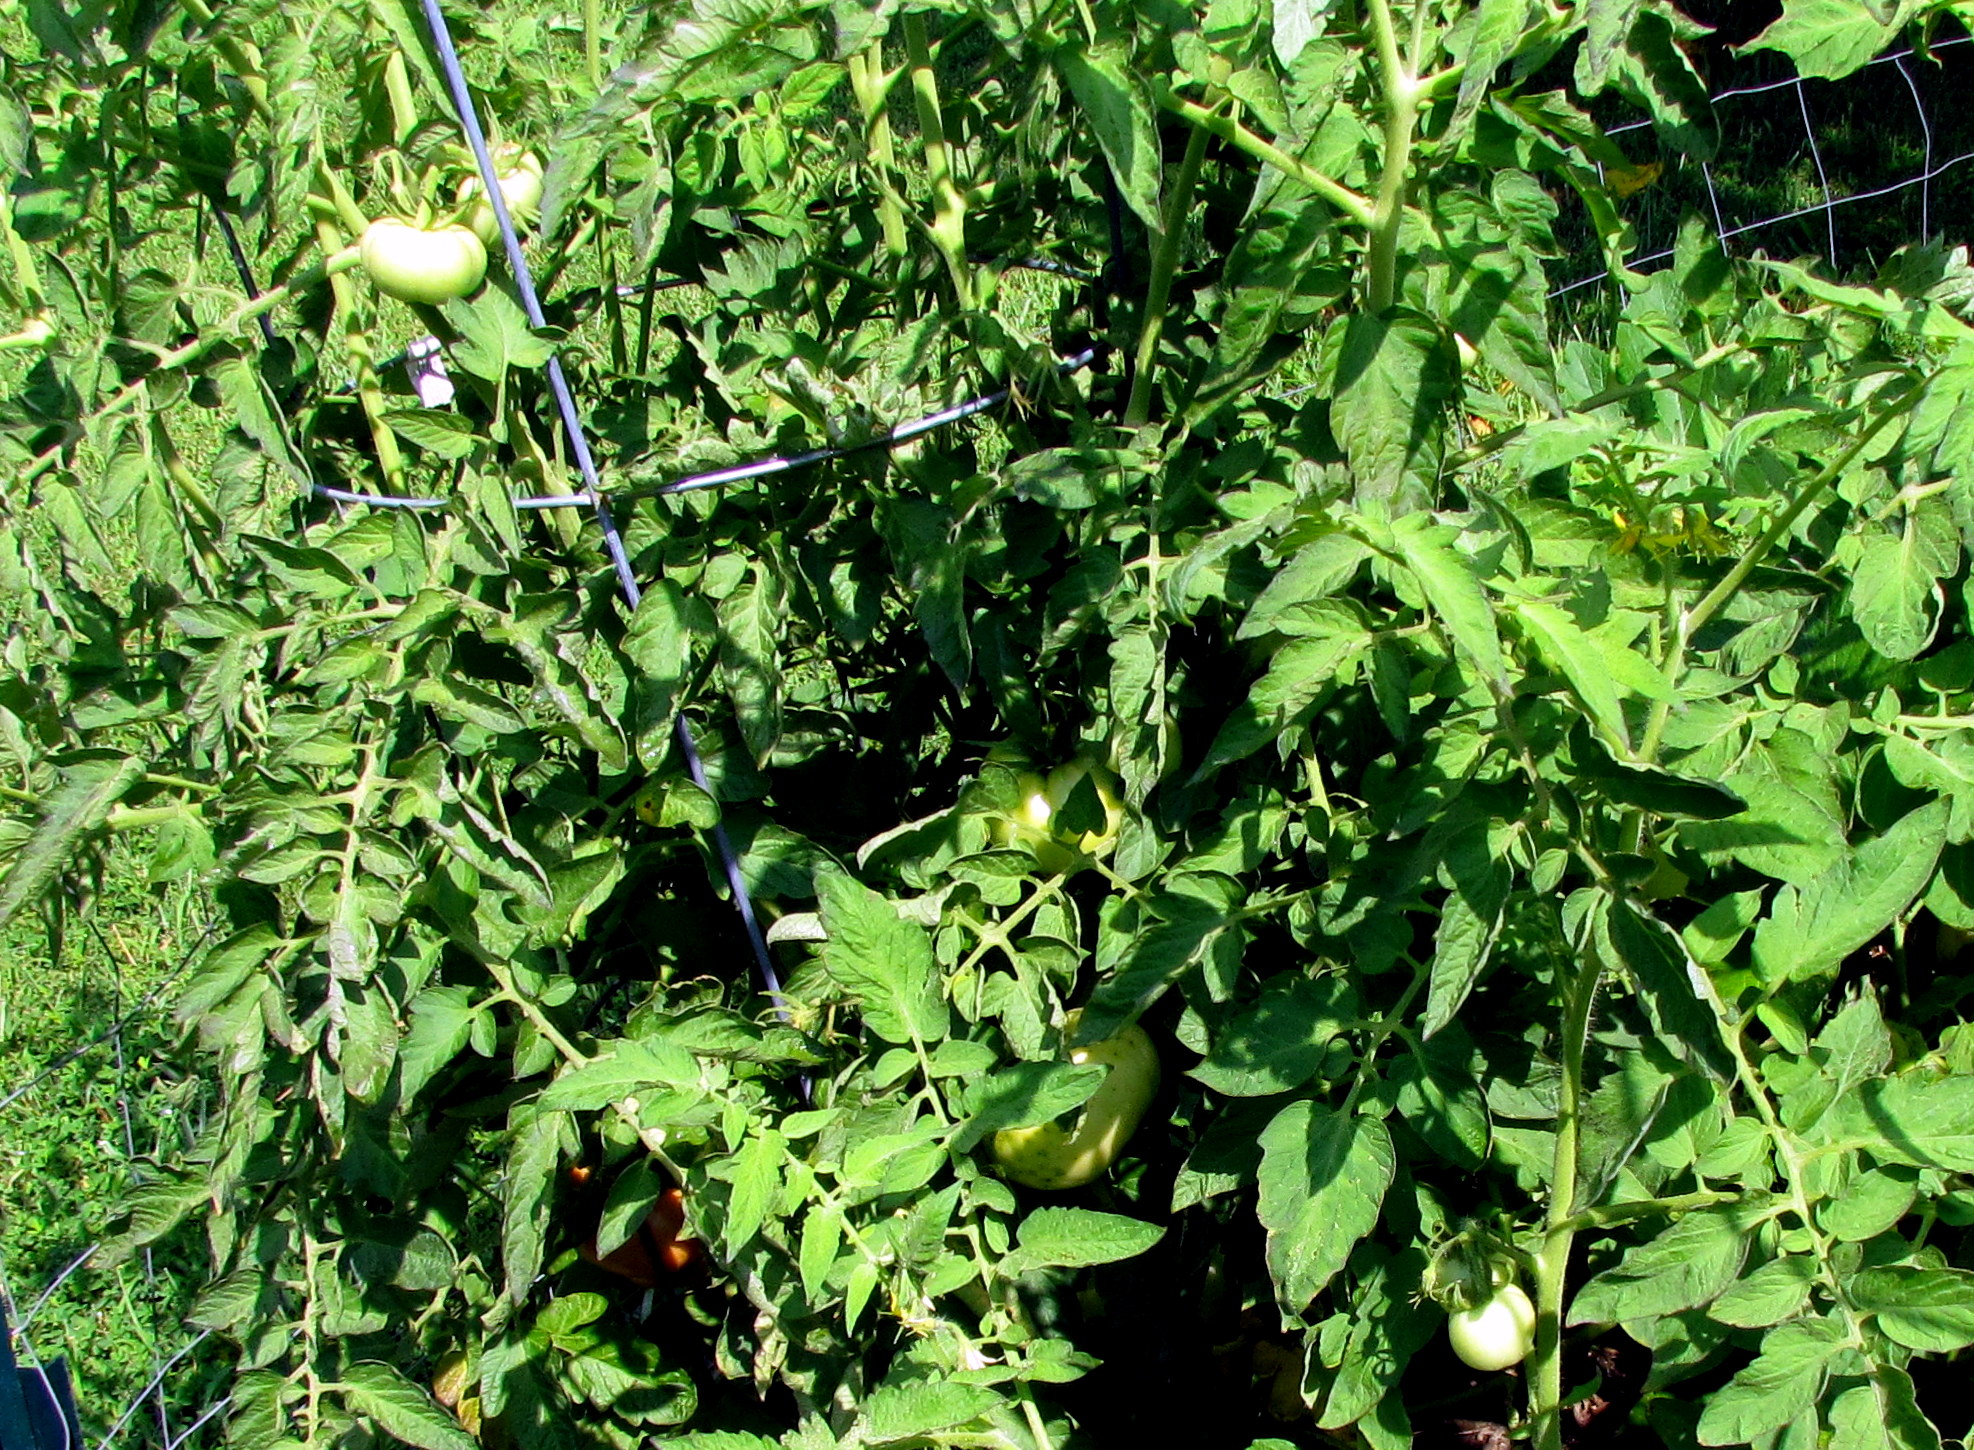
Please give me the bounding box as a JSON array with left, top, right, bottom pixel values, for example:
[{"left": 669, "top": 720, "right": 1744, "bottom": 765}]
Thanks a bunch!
[
  {"left": 992, "top": 1010, "right": 1160, "bottom": 1190},
  {"left": 1043, "top": 759, "right": 1124, "bottom": 855},
  {"left": 464, "top": 148, "right": 546, "bottom": 244},
  {"left": 359, "top": 218, "right": 487, "bottom": 305},
  {"left": 1012, "top": 771, "right": 1054, "bottom": 833},
  {"left": 985, "top": 769, "right": 1061, "bottom": 856},
  {"left": 1447, "top": 1283, "right": 1536, "bottom": 1372},
  {"left": 983, "top": 757, "right": 1123, "bottom": 873}
]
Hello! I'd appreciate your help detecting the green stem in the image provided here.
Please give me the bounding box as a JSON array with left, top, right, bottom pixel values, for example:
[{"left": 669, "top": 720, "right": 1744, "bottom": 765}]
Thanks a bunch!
[
  {"left": 1157, "top": 92, "right": 1374, "bottom": 227},
  {"left": 153, "top": 419, "right": 226, "bottom": 576},
  {"left": 1407, "top": 0, "right": 1432, "bottom": 69},
  {"left": 849, "top": 49, "right": 909, "bottom": 261},
  {"left": 583, "top": 0, "right": 602, "bottom": 91},
  {"left": 954, "top": 874, "right": 1065, "bottom": 980},
  {"left": 1338, "top": 960, "right": 1429, "bottom": 1115},
  {"left": 0, "top": 318, "right": 54, "bottom": 351},
  {"left": 1560, "top": 1188, "right": 1742, "bottom": 1233},
  {"left": 177, "top": 0, "right": 273, "bottom": 121},
  {"left": 1893, "top": 713, "right": 1974, "bottom": 730},
  {"left": 1123, "top": 121, "right": 1210, "bottom": 428},
  {"left": 312, "top": 214, "right": 405, "bottom": 492},
  {"left": 2, "top": 189, "right": 48, "bottom": 312},
  {"left": 903, "top": 13, "right": 971, "bottom": 306},
  {"left": 1685, "top": 398, "right": 1913, "bottom": 642},
  {"left": 1717, "top": 1005, "right": 1869, "bottom": 1351},
  {"left": 316, "top": 163, "right": 373, "bottom": 243},
  {"left": 1448, "top": 340, "right": 1754, "bottom": 466},
  {"left": 1532, "top": 910, "right": 1599, "bottom": 1450},
  {"left": 381, "top": 51, "right": 418, "bottom": 146},
  {"left": 1016, "top": 1387, "right": 1056, "bottom": 1450},
  {"left": 144, "top": 772, "right": 218, "bottom": 795},
  {"left": 122, "top": 246, "right": 363, "bottom": 375},
  {"left": 106, "top": 803, "right": 200, "bottom": 832},
  {"left": 1363, "top": 0, "right": 1419, "bottom": 313}
]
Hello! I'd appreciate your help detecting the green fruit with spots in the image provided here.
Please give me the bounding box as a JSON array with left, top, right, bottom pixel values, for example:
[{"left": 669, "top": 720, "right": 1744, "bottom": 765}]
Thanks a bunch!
[
  {"left": 634, "top": 783, "right": 664, "bottom": 826},
  {"left": 992, "top": 1010, "right": 1160, "bottom": 1189}
]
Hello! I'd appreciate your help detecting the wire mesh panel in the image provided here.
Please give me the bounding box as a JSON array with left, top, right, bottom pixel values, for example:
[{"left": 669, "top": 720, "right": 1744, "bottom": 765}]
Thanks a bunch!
[
  {"left": 1, "top": 889, "right": 215, "bottom": 1448},
  {"left": 1553, "top": 8, "right": 1974, "bottom": 299}
]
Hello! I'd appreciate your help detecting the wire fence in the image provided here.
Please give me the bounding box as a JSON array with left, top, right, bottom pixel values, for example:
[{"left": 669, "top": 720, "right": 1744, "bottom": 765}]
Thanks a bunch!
[
  {"left": 1553, "top": 29, "right": 1974, "bottom": 300},
  {"left": 1, "top": 901, "right": 215, "bottom": 1450},
  {"left": 7, "top": 13, "right": 1974, "bottom": 1450}
]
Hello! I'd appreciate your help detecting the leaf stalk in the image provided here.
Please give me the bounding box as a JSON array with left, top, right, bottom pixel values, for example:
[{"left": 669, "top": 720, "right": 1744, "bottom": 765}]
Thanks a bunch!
[{"left": 1157, "top": 91, "right": 1374, "bottom": 227}]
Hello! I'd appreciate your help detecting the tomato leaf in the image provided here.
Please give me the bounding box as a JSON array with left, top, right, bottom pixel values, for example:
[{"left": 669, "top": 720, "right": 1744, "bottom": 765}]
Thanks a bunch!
[
  {"left": 1256, "top": 1102, "right": 1394, "bottom": 1313},
  {"left": 1001, "top": 1207, "right": 1164, "bottom": 1275}
]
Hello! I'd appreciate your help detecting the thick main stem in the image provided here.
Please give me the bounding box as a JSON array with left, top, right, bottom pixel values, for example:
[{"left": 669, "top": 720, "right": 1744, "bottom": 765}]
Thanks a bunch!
[
  {"left": 583, "top": 0, "right": 603, "bottom": 91},
  {"left": 1123, "top": 122, "right": 1210, "bottom": 428},
  {"left": 381, "top": 51, "right": 418, "bottom": 145},
  {"left": 903, "top": 13, "right": 971, "bottom": 306},
  {"left": 311, "top": 215, "right": 405, "bottom": 492},
  {"left": 1363, "top": 0, "right": 1418, "bottom": 313},
  {"left": 1532, "top": 918, "right": 1600, "bottom": 1450},
  {"left": 849, "top": 49, "right": 909, "bottom": 260}
]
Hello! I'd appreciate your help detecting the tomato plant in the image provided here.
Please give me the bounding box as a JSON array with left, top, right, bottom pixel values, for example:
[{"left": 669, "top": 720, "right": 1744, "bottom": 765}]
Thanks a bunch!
[{"left": 6, "top": 0, "right": 1974, "bottom": 1446}]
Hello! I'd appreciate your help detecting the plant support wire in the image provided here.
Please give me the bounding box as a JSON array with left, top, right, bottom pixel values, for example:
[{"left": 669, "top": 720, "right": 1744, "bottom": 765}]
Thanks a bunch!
[
  {"left": 413, "top": 0, "right": 794, "bottom": 1025},
  {"left": 310, "top": 345, "right": 1099, "bottom": 513}
]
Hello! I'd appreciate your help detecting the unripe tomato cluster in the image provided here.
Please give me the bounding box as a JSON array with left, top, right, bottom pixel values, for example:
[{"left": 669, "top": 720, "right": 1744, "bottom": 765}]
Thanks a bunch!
[
  {"left": 354, "top": 146, "right": 543, "bottom": 305},
  {"left": 462, "top": 146, "right": 545, "bottom": 245}
]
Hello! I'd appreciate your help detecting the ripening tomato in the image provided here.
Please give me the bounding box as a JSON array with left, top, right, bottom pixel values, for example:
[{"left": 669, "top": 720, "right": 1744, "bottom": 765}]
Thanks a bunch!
[
  {"left": 582, "top": 1186, "right": 703, "bottom": 1285},
  {"left": 359, "top": 218, "right": 487, "bottom": 305},
  {"left": 1447, "top": 1283, "right": 1537, "bottom": 1371},
  {"left": 992, "top": 1010, "right": 1160, "bottom": 1190}
]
